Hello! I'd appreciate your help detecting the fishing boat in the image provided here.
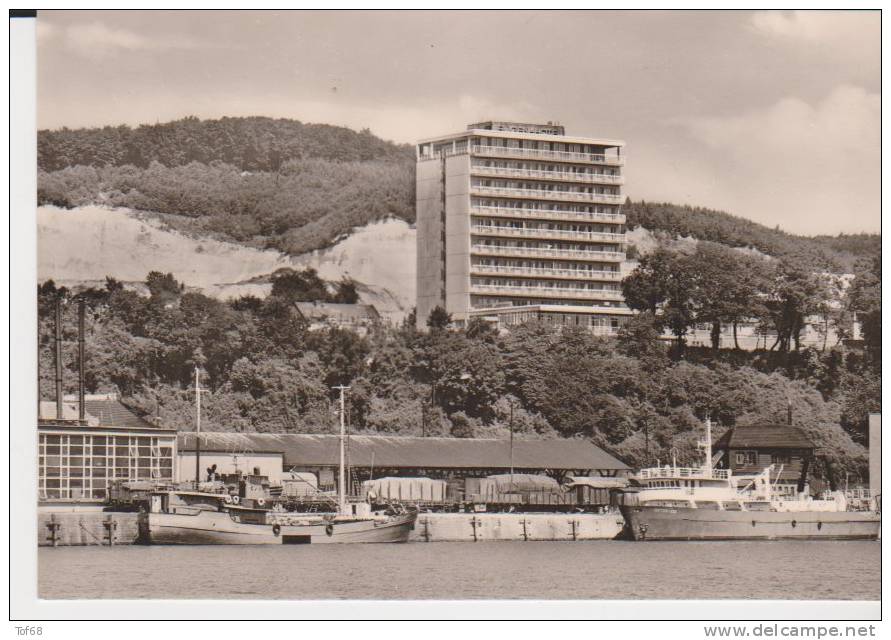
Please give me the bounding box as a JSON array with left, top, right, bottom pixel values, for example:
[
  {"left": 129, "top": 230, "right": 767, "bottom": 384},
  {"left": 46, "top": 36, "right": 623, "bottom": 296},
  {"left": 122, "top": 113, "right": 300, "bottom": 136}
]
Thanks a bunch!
[
  {"left": 620, "top": 419, "right": 881, "bottom": 541},
  {"left": 140, "top": 491, "right": 417, "bottom": 544},
  {"left": 140, "top": 382, "right": 417, "bottom": 544}
]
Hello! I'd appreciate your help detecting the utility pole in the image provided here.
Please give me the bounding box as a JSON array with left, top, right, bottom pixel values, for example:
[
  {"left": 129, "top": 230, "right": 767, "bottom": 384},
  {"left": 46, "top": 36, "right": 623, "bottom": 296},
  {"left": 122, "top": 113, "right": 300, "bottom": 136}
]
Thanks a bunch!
[
  {"left": 54, "top": 299, "right": 63, "bottom": 420},
  {"left": 509, "top": 400, "right": 515, "bottom": 490},
  {"left": 77, "top": 299, "right": 85, "bottom": 423},
  {"left": 195, "top": 366, "right": 201, "bottom": 486},
  {"left": 333, "top": 385, "right": 350, "bottom": 514},
  {"left": 644, "top": 417, "right": 650, "bottom": 468}
]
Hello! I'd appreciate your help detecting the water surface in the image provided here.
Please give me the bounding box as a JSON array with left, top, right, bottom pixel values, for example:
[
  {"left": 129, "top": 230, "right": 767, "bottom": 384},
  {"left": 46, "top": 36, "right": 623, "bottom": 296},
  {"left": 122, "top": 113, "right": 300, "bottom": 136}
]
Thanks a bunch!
[{"left": 39, "top": 540, "right": 879, "bottom": 600}]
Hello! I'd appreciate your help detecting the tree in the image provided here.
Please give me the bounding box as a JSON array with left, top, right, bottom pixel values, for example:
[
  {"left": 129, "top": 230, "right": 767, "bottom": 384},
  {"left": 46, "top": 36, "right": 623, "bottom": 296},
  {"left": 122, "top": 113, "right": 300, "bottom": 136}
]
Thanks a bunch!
[
  {"left": 331, "top": 278, "right": 360, "bottom": 304},
  {"left": 269, "top": 268, "right": 330, "bottom": 303},
  {"left": 411, "top": 331, "right": 504, "bottom": 420},
  {"left": 616, "top": 311, "right": 667, "bottom": 363},
  {"left": 688, "top": 242, "right": 769, "bottom": 351},
  {"left": 812, "top": 274, "right": 850, "bottom": 351},
  {"left": 763, "top": 258, "right": 831, "bottom": 353},
  {"left": 308, "top": 326, "right": 370, "bottom": 388},
  {"left": 621, "top": 247, "right": 675, "bottom": 314},
  {"left": 449, "top": 411, "right": 478, "bottom": 438},
  {"left": 104, "top": 276, "right": 124, "bottom": 294},
  {"left": 839, "top": 368, "right": 880, "bottom": 444},
  {"left": 230, "top": 295, "right": 263, "bottom": 313},
  {"left": 621, "top": 248, "right": 698, "bottom": 350},
  {"left": 426, "top": 305, "right": 451, "bottom": 331},
  {"left": 145, "top": 271, "right": 183, "bottom": 299},
  {"left": 464, "top": 317, "right": 499, "bottom": 342},
  {"left": 848, "top": 253, "right": 881, "bottom": 364}
]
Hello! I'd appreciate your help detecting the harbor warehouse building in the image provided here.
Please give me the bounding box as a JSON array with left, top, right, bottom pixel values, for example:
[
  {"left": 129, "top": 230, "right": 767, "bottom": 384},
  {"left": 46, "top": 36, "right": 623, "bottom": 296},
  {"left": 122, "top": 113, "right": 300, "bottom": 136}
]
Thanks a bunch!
[
  {"left": 177, "top": 433, "right": 629, "bottom": 492},
  {"left": 38, "top": 394, "right": 177, "bottom": 503},
  {"left": 415, "top": 120, "right": 631, "bottom": 332}
]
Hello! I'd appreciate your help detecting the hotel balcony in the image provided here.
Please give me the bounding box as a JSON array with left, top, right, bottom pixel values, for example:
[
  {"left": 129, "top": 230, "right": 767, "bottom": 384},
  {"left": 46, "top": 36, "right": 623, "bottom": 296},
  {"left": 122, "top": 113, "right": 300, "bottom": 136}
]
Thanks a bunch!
[
  {"left": 471, "top": 185, "right": 624, "bottom": 205},
  {"left": 470, "top": 164, "right": 624, "bottom": 185},
  {"left": 471, "top": 224, "right": 626, "bottom": 244},
  {"left": 470, "top": 283, "right": 625, "bottom": 301},
  {"left": 471, "top": 144, "right": 625, "bottom": 166},
  {"left": 471, "top": 244, "right": 626, "bottom": 262},
  {"left": 471, "top": 205, "right": 625, "bottom": 225},
  {"left": 470, "top": 264, "right": 623, "bottom": 281}
]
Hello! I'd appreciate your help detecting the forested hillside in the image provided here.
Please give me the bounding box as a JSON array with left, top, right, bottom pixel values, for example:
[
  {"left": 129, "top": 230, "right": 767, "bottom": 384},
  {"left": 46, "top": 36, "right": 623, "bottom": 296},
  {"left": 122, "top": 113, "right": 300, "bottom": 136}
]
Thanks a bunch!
[
  {"left": 37, "top": 117, "right": 878, "bottom": 265},
  {"left": 624, "top": 200, "right": 879, "bottom": 272},
  {"left": 37, "top": 116, "right": 414, "bottom": 170},
  {"left": 37, "top": 117, "right": 416, "bottom": 255},
  {"left": 39, "top": 271, "right": 876, "bottom": 487},
  {"left": 38, "top": 161, "right": 414, "bottom": 256}
]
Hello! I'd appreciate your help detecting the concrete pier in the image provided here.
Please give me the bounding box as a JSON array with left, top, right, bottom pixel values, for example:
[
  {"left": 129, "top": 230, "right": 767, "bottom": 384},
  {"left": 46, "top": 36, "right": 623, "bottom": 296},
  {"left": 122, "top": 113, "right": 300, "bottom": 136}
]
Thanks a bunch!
[
  {"left": 38, "top": 508, "right": 140, "bottom": 547},
  {"left": 410, "top": 512, "right": 625, "bottom": 542},
  {"left": 38, "top": 508, "right": 626, "bottom": 545}
]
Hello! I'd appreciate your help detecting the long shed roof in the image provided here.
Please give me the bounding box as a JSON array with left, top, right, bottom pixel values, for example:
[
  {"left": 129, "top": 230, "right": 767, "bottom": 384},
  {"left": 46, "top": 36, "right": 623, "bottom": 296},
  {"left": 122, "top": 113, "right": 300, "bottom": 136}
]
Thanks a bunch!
[{"left": 178, "top": 433, "right": 629, "bottom": 471}]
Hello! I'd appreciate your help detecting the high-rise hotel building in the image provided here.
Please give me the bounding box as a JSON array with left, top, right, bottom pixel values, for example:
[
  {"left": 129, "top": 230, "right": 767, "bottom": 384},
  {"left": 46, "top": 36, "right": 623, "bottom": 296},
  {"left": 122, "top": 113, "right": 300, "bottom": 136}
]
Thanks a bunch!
[{"left": 416, "top": 121, "right": 631, "bottom": 332}]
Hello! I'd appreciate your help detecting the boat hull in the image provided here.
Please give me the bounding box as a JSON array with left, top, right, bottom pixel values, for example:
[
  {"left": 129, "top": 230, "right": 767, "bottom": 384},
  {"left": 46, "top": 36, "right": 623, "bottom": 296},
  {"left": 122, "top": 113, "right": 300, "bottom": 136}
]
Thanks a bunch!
[
  {"left": 140, "top": 510, "right": 417, "bottom": 545},
  {"left": 621, "top": 506, "right": 881, "bottom": 541}
]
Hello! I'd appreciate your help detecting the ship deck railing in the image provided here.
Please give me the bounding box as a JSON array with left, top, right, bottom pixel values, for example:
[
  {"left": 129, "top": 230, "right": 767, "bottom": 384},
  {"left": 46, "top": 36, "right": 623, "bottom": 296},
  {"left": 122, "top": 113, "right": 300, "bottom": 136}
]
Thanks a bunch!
[{"left": 637, "top": 467, "right": 731, "bottom": 480}]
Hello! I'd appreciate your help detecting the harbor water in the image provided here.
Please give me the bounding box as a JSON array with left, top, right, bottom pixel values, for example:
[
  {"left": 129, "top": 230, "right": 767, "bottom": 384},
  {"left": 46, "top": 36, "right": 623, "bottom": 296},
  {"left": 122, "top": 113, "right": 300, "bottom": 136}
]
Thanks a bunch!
[{"left": 39, "top": 540, "right": 879, "bottom": 600}]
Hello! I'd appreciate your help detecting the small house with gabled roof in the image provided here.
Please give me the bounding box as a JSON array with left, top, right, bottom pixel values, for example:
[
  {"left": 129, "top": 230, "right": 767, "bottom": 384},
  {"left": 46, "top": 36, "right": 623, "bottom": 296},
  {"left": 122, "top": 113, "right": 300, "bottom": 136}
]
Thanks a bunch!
[{"left": 713, "top": 424, "right": 816, "bottom": 496}]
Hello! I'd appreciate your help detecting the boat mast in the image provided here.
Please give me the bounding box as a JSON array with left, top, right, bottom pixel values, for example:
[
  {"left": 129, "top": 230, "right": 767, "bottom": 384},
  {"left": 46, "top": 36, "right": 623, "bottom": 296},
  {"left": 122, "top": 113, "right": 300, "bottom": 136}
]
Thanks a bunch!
[{"left": 333, "top": 384, "right": 350, "bottom": 513}]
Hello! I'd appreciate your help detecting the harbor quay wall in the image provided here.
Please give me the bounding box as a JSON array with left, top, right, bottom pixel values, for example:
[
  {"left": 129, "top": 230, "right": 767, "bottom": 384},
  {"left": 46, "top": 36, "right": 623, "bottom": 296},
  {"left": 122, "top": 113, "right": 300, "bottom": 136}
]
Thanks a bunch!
[
  {"left": 410, "top": 512, "right": 626, "bottom": 542},
  {"left": 37, "top": 508, "right": 628, "bottom": 545},
  {"left": 38, "top": 507, "right": 140, "bottom": 546}
]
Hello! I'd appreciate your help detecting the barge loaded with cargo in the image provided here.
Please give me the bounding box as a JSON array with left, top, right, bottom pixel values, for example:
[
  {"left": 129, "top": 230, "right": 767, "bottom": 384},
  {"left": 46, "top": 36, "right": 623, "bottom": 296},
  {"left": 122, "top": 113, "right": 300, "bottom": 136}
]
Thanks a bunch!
[{"left": 620, "top": 419, "right": 881, "bottom": 541}]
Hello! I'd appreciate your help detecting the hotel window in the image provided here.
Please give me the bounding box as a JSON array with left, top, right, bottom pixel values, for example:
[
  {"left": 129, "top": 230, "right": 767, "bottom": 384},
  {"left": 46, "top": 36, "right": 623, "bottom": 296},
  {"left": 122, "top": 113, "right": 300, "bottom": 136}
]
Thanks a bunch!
[{"left": 735, "top": 450, "right": 757, "bottom": 466}]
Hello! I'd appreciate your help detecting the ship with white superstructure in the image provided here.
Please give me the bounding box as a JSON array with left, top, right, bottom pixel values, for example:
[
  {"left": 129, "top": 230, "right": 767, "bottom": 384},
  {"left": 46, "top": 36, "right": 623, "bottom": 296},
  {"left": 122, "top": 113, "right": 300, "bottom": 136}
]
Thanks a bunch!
[{"left": 620, "top": 418, "right": 880, "bottom": 541}]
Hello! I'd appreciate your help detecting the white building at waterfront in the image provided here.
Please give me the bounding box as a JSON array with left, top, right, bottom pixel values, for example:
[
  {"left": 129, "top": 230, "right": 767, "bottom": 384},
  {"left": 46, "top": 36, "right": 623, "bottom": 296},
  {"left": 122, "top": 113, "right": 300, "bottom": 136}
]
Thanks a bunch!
[{"left": 415, "top": 121, "right": 631, "bottom": 333}]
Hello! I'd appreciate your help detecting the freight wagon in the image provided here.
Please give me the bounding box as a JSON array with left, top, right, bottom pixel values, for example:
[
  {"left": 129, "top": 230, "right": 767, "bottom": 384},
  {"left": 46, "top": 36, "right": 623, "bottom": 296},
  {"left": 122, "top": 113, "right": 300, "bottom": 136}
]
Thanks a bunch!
[{"left": 361, "top": 474, "right": 627, "bottom": 513}]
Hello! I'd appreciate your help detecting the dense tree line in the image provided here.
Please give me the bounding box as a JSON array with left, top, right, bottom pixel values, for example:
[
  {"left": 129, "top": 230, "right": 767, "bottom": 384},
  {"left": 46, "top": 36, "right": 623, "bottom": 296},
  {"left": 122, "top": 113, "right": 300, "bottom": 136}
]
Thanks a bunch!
[
  {"left": 38, "top": 116, "right": 414, "bottom": 171},
  {"left": 38, "top": 270, "right": 872, "bottom": 486},
  {"left": 625, "top": 199, "right": 878, "bottom": 273},
  {"left": 621, "top": 240, "right": 878, "bottom": 357}
]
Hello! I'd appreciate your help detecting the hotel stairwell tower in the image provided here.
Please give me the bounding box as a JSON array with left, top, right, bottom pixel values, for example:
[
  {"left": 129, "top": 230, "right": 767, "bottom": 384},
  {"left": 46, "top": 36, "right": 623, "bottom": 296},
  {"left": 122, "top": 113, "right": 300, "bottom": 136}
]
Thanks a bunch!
[{"left": 415, "top": 121, "right": 630, "bottom": 331}]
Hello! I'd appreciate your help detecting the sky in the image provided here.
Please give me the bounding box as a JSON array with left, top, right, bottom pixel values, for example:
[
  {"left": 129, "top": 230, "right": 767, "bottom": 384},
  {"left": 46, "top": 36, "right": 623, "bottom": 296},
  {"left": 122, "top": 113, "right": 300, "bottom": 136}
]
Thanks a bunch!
[{"left": 36, "top": 10, "right": 880, "bottom": 235}]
